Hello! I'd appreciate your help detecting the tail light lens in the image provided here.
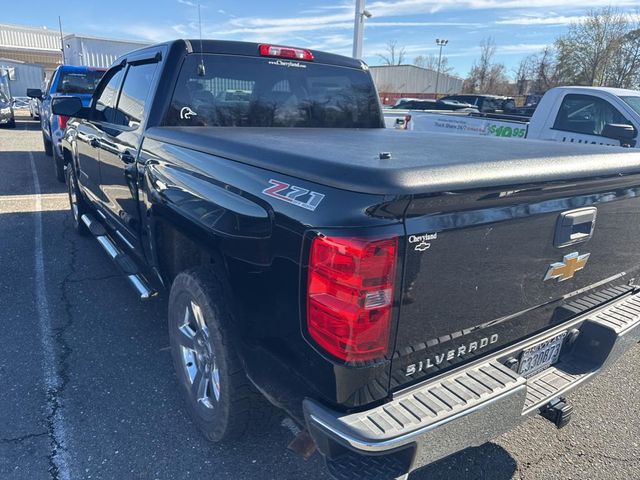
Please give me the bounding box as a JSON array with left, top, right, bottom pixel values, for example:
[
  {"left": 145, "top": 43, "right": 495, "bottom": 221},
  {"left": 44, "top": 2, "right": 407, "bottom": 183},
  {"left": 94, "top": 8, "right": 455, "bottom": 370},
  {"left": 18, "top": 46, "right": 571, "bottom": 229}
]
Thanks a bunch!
[
  {"left": 307, "top": 235, "right": 398, "bottom": 362},
  {"left": 58, "top": 115, "right": 69, "bottom": 131}
]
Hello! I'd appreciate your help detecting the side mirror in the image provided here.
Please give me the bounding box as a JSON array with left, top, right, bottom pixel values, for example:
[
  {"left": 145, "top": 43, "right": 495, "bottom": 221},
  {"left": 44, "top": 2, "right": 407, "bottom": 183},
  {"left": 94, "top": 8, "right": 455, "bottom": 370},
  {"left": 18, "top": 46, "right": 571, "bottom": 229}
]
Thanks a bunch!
[
  {"left": 27, "top": 88, "right": 43, "bottom": 100},
  {"left": 51, "top": 96, "right": 88, "bottom": 119},
  {"left": 602, "top": 123, "right": 636, "bottom": 146}
]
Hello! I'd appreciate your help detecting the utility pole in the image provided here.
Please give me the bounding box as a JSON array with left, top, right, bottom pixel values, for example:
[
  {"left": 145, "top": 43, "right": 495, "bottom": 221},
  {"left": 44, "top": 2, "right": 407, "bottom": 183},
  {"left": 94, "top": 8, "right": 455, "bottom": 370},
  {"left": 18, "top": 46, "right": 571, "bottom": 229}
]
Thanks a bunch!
[
  {"left": 434, "top": 38, "right": 448, "bottom": 99},
  {"left": 58, "top": 16, "right": 66, "bottom": 64},
  {"left": 352, "top": 0, "right": 372, "bottom": 59}
]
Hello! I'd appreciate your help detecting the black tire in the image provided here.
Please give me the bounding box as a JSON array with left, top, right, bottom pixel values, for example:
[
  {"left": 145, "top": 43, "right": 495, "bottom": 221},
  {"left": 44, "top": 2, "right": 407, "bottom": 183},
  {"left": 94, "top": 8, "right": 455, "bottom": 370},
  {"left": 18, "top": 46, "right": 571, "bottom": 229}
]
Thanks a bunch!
[
  {"left": 43, "top": 131, "right": 53, "bottom": 156},
  {"left": 66, "top": 166, "right": 89, "bottom": 236},
  {"left": 7, "top": 118, "right": 16, "bottom": 129},
  {"left": 54, "top": 147, "right": 65, "bottom": 183},
  {"left": 168, "top": 267, "right": 269, "bottom": 442}
]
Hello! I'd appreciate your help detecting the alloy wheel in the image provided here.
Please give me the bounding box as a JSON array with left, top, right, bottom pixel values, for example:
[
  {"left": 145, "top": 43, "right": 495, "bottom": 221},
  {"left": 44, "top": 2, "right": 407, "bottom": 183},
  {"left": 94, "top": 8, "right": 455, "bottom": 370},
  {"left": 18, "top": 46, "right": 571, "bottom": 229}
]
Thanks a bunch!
[{"left": 177, "top": 300, "right": 221, "bottom": 411}]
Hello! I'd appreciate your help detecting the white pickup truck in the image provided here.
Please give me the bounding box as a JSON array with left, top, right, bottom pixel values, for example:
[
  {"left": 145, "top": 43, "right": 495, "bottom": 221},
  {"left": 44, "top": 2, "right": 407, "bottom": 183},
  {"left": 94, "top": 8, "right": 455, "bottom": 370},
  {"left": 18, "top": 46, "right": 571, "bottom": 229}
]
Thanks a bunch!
[{"left": 385, "top": 86, "right": 640, "bottom": 148}]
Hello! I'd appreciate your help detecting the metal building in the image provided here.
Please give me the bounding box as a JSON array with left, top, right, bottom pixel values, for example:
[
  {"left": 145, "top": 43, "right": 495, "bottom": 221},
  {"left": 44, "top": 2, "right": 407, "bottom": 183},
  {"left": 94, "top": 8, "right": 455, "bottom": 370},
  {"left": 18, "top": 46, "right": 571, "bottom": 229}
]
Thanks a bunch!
[
  {"left": 0, "top": 23, "right": 149, "bottom": 74},
  {"left": 0, "top": 23, "right": 62, "bottom": 75},
  {"left": 0, "top": 58, "right": 45, "bottom": 98},
  {"left": 369, "top": 65, "right": 463, "bottom": 105},
  {"left": 63, "top": 34, "right": 148, "bottom": 68}
]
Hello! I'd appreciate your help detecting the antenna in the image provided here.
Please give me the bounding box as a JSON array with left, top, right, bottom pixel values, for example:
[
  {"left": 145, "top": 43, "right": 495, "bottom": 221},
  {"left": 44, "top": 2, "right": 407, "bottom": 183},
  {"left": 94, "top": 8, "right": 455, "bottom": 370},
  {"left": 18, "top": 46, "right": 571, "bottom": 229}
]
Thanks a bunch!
[
  {"left": 58, "top": 16, "right": 66, "bottom": 64},
  {"left": 197, "top": 3, "right": 205, "bottom": 76}
]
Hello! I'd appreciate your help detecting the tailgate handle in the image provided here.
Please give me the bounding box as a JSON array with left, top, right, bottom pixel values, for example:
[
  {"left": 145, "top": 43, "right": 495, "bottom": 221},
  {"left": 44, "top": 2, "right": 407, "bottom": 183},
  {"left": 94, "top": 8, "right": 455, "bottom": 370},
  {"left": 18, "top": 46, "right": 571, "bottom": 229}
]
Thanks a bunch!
[{"left": 554, "top": 207, "right": 597, "bottom": 247}]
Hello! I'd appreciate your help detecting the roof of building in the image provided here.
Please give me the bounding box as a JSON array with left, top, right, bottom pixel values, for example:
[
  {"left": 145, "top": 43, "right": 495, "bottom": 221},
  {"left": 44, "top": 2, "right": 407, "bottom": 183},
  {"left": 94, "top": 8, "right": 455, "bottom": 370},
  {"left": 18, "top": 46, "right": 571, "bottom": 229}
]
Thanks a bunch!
[
  {"left": 369, "top": 63, "right": 462, "bottom": 80},
  {"left": 63, "top": 33, "right": 149, "bottom": 46}
]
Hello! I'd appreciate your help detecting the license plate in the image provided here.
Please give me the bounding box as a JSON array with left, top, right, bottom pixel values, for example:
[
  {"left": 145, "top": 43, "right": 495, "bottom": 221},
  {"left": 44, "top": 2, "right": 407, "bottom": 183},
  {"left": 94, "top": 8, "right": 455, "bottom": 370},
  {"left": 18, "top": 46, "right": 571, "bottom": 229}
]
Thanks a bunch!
[{"left": 518, "top": 331, "right": 567, "bottom": 378}]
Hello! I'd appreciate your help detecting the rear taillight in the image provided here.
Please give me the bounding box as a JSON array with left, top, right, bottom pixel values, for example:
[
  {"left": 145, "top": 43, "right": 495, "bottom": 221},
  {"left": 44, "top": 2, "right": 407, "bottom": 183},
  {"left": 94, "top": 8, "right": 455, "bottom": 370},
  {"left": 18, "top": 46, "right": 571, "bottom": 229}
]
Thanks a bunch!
[
  {"left": 259, "top": 44, "right": 314, "bottom": 61},
  {"left": 307, "top": 235, "right": 398, "bottom": 362},
  {"left": 58, "top": 115, "right": 69, "bottom": 131}
]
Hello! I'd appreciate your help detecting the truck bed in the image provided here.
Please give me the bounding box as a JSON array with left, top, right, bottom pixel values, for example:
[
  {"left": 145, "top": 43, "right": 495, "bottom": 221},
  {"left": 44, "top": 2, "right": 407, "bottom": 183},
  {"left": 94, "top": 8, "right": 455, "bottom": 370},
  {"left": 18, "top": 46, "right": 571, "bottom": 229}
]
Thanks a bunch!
[{"left": 145, "top": 127, "right": 640, "bottom": 194}]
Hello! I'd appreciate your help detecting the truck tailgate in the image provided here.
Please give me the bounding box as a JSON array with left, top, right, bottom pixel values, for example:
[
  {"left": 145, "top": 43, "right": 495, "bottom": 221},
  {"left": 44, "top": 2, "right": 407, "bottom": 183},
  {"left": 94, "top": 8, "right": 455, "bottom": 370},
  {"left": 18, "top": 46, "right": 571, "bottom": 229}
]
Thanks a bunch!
[{"left": 392, "top": 174, "right": 640, "bottom": 390}]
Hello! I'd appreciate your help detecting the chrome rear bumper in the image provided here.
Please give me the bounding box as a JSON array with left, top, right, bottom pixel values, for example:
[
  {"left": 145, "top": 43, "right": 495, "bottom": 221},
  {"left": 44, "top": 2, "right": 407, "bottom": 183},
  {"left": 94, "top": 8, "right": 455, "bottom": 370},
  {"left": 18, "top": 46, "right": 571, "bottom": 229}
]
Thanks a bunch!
[{"left": 304, "top": 291, "right": 640, "bottom": 480}]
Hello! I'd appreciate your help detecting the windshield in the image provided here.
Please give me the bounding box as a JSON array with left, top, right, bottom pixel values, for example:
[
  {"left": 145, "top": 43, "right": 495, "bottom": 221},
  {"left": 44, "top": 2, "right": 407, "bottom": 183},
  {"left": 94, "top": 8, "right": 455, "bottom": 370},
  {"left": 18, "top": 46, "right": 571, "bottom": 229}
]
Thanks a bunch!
[
  {"left": 0, "top": 90, "right": 8, "bottom": 103},
  {"left": 621, "top": 96, "right": 640, "bottom": 116},
  {"left": 165, "top": 54, "right": 382, "bottom": 128},
  {"left": 56, "top": 70, "right": 105, "bottom": 95}
]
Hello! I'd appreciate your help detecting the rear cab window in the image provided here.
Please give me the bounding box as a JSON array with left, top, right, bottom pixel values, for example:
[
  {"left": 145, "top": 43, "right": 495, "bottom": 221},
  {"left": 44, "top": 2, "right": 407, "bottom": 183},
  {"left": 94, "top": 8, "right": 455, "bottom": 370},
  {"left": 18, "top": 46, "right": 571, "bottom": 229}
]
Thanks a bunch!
[
  {"left": 55, "top": 70, "right": 104, "bottom": 95},
  {"left": 164, "top": 54, "right": 382, "bottom": 128}
]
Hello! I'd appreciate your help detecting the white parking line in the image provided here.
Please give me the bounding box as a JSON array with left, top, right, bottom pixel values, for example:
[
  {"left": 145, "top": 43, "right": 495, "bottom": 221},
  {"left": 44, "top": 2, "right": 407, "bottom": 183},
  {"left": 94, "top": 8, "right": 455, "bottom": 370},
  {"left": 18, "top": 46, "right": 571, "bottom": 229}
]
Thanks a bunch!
[
  {"left": 28, "top": 140, "right": 72, "bottom": 479},
  {"left": 0, "top": 193, "right": 68, "bottom": 213}
]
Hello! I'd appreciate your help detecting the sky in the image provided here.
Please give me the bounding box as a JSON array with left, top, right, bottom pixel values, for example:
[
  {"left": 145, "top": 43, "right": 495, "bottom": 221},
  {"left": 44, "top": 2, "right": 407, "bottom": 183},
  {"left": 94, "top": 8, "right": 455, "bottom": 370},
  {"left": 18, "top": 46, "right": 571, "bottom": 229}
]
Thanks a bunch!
[{"left": 4, "top": 1, "right": 640, "bottom": 79}]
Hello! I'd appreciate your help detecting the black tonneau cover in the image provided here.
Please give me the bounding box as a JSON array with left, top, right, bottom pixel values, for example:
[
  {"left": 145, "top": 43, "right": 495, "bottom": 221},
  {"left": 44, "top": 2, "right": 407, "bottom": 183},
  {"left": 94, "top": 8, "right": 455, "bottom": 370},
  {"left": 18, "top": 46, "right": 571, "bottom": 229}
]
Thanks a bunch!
[{"left": 145, "top": 127, "right": 640, "bottom": 194}]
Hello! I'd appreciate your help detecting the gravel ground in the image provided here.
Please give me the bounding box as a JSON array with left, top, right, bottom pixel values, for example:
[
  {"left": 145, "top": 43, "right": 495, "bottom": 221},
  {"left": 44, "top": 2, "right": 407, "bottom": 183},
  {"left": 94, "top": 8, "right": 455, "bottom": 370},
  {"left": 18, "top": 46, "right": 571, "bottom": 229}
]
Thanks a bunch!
[{"left": 0, "top": 114, "right": 638, "bottom": 480}]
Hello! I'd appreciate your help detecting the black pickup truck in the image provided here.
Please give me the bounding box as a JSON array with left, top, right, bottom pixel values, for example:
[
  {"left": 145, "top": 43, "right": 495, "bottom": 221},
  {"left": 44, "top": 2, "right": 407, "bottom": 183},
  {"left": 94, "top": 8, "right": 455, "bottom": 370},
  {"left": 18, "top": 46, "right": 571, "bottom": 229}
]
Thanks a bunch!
[{"left": 54, "top": 40, "right": 640, "bottom": 480}]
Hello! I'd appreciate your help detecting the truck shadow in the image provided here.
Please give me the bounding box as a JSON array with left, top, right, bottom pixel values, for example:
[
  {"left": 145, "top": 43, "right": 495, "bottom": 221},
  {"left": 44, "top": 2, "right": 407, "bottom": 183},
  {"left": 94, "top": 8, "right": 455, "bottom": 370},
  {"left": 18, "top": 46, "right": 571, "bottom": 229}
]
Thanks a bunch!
[
  {"left": 10, "top": 113, "right": 41, "bottom": 131},
  {"left": 0, "top": 151, "right": 68, "bottom": 196},
  {"left": 409, "top": 442, "right": 517, "bottom": 479}
]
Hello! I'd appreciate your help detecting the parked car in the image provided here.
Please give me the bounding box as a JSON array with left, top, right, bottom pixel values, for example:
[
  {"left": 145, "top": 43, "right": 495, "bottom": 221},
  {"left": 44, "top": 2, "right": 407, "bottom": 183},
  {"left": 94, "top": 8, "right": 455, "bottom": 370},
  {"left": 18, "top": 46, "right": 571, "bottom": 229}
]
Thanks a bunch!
[
  {"left": 55, "top": 39, "right": 640, "bottom": 480},
  {"left": 393, "top": 97, "right": 422, "bottom": 106},
  {"left": 391, "top": 98, "right": 477, "bottom": 111},
  {"left": 29, "top": 96, "right": 40, "bottom": 119},
  {"left": 386, "top": 86, "right": 640, "bottom": 149},
  {"left": 525, "top": 93, "right": 544, "bottom": 107},
  {"left": 0, "top": 90, "right": 15, "bottom": 128},
  {"left": 508, "top": 105, "right": 537, "bottom": 118},
  {"left": 27, "top": 66, "right": 105, "bottom": 182},
  {"left": 440, "top": 94, "right": 516, "bottom": 113}
]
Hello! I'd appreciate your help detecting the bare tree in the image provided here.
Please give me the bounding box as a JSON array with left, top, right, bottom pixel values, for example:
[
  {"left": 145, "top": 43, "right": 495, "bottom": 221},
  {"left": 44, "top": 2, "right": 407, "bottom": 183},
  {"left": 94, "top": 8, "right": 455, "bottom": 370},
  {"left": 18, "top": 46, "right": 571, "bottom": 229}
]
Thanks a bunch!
[
  {"left": 555, "top": 7, "right": 628, "bottom": 86},
  {"left": 607, "top": 28, "right": 640, "bottom": 88},
  {"left": 413, "top": 54, "right": 455, "bottom": 75},
  {"left": 513, "top": 55, "right": 535, "bottom": 95},
  {"left": 532, "top": 47, "right": 559, "bottom": 92},
  {"left": 464, "top": 37, "right": 509, "bottom": 93},
  {"left": 378, "top": 40, "right": 406, "bottom": 65}
]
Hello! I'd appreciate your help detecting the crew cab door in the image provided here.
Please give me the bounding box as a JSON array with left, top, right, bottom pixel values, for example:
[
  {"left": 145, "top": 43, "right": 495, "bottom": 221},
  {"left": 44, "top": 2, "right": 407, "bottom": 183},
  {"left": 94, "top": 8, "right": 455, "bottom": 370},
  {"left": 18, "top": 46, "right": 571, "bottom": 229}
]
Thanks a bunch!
[
  {"left": 97, "top": 58, "right": 160, "bottom": 250},
  {"left": 543, "top": 93, "right": 637, "bottom": 147},
  {"left": 76, "top": 67, "right": 125, "bottom": 197}
]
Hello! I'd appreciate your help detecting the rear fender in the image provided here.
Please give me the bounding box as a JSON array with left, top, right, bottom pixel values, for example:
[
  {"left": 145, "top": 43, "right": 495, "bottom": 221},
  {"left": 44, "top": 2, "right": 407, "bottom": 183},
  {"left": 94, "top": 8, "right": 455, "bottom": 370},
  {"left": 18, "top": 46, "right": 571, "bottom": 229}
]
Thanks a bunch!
[{"left": 139, "top": 150, "right": 274, "bottom": 286}]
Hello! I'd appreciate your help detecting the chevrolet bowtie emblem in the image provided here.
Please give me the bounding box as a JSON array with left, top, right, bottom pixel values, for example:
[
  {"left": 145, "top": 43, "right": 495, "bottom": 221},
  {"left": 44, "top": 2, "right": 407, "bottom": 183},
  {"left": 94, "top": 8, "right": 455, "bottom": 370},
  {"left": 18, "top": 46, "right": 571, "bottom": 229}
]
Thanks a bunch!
[{"left": 544, "top": 252, "right": 590, "bottom": 282}]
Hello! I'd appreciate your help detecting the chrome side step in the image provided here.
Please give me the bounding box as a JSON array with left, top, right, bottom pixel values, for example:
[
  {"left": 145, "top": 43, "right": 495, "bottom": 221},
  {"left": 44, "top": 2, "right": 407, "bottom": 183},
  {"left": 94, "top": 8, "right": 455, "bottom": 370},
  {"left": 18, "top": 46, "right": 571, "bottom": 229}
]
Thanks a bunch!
[{"left": 81, "top": 214, "right": 155, "bottom": 300}]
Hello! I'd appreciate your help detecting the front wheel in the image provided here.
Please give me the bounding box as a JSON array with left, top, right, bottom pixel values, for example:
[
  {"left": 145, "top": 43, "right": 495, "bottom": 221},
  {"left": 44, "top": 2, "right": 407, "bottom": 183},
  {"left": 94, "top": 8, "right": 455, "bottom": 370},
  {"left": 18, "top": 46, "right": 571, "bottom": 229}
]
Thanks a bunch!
[
  {"left": 168, "top": 268, "right": 268, "bottom": 442},
  {"left": 66, "top": 166, "right": 89, "bottom": 235}
]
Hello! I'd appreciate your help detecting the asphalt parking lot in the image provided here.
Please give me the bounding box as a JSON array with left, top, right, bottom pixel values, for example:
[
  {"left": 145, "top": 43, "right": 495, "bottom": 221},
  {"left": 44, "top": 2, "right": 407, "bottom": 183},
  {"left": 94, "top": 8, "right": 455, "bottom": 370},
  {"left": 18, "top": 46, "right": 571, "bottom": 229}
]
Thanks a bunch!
[{"left": 1, "top": 113, "right": 639, "bottom": 480}]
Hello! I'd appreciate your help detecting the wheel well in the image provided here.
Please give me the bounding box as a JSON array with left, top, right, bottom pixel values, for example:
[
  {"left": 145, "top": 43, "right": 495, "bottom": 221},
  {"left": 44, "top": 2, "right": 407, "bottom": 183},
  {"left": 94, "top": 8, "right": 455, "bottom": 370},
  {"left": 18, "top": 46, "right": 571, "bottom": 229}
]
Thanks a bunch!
[{"left": 155, "top": 221, "right": 224, "bottom": 284}]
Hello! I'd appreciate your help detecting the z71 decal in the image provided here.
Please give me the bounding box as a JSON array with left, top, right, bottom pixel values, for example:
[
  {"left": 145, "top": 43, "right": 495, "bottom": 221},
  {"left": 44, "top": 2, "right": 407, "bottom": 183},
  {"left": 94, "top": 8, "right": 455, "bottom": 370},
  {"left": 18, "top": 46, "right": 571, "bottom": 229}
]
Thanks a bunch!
[{"left": 262, "top": 179, "right": 325, "bottom": 211}]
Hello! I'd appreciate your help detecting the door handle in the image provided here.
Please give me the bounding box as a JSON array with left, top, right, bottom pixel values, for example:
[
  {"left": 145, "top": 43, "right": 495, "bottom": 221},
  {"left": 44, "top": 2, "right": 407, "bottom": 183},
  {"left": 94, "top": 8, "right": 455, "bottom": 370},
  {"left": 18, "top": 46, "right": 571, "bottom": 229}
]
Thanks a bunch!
[
  {"left": 119, "top": 151, "right": 136, "bottom": 164},
  {"left": 88, "top": 137, "right": 100, "bottom": 148},
  {"left": 554, "top": 207, "right": 597, "bottom": 247}
]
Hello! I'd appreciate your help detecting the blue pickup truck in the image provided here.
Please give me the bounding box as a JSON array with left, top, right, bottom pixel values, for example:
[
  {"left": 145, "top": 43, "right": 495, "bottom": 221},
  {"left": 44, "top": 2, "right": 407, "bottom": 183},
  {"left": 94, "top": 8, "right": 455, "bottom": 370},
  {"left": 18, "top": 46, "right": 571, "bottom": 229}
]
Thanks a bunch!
[{"left": 28, "top": 65, "right": 105, "bottom": 181}]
